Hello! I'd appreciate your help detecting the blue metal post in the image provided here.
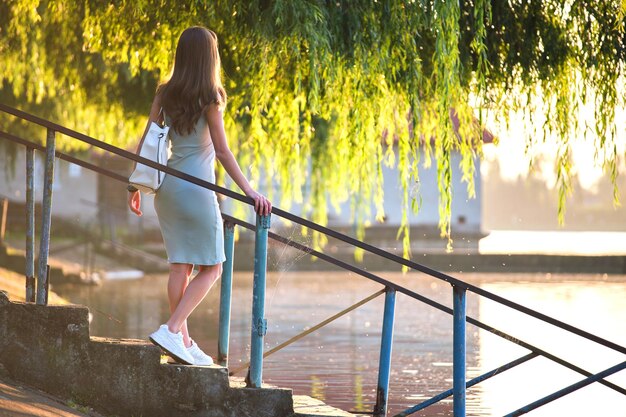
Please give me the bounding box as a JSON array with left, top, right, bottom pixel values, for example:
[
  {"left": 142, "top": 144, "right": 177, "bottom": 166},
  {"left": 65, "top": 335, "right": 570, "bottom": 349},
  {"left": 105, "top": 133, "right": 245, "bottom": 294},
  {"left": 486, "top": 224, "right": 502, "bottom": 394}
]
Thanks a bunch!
[
  {"left": 25, "top": 147, "right": 35, "bottom": 302},
  {"left": 248, "top": 214, "right": 270, "bottom": 388},
  {"left": 37, "top": 129, "right": 55, "bottom": 305},
  {"left": 453, "top": 284, "right": 467, "bottom": 417},
  {"left": 218, "top": 220, "right": 235, "bottom": 367},
  {"left": 374, "top": 287, "right": 396, "bottom": 417}
]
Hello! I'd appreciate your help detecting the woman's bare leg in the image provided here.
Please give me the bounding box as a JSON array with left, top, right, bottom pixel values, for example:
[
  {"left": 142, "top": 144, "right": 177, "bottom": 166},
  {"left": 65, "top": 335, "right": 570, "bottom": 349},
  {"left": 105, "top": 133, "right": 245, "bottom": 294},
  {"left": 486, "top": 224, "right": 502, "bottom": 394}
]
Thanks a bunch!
[
  {"left": 166, "top": 263, "right": 222, "bottom": 336},
  {"left": 167, "top": 263, "right": 193, "bottom": 347}
]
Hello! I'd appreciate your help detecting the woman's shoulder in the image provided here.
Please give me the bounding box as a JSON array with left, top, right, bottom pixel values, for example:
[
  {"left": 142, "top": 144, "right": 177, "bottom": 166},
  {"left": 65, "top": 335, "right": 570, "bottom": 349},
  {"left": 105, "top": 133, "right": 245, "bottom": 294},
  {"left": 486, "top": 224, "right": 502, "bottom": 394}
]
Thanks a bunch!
[{"left": 204, "top": 103, "right": 224, "bottom": 127}]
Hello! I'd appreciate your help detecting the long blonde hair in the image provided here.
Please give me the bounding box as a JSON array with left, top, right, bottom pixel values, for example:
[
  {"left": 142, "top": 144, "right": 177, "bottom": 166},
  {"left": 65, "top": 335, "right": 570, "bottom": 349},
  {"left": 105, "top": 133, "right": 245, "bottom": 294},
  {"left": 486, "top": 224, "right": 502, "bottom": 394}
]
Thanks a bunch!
[{"left": 158, "top": 26, "right": 226, "bottom": 135}]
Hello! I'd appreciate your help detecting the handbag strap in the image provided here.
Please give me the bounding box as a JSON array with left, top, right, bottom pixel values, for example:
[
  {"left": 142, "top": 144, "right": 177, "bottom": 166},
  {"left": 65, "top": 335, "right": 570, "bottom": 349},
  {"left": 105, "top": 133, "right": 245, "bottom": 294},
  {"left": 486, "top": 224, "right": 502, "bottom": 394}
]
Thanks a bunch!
[{"left": 156, "top": 107, "right": 168, "bottom": 127}]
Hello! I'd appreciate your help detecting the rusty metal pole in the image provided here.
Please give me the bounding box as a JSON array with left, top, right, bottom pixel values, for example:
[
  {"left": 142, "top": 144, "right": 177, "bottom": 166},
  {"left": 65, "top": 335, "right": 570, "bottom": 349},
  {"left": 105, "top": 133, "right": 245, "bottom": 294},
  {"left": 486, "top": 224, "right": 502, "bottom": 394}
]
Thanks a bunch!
[
  {"left": 218, "top": 220, "right": 236, "bottom": 367},
  {"left": 36, "top": 129, "right": 55, "bottom": 305},
  {"left": 0, "top": 197, "right": 7, "bottom": 243},
  {"left": 25, "top": 147, "right": 36, "bottom": 302}
]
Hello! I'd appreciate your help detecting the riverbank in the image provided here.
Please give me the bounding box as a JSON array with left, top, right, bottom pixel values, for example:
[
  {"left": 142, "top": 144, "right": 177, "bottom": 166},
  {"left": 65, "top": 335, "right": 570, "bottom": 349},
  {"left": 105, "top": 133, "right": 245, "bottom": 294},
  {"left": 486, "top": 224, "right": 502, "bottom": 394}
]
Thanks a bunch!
[
  {"left": 0, "top": 236, "right": 148, "bottom": 285},
  {"left": 3, "top": 228, "right": 626, "bottom": 284},
  {"left": 0, "top": 266, "right": 68, "bottom": 304}
]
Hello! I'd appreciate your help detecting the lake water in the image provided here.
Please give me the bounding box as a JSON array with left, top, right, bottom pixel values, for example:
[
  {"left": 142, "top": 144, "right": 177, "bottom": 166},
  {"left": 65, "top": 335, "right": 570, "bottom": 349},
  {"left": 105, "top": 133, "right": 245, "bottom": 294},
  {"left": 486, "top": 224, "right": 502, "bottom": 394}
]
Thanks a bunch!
[{"left": 56, "top": 270, "right": 626, "bottom": 416}]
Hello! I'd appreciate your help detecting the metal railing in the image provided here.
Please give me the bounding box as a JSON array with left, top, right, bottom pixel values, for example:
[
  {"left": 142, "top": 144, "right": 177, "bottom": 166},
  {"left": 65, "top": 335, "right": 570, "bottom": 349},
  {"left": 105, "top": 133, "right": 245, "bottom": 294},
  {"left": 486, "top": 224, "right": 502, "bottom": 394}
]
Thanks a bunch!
[{"left": 1, "top": 102, "right": 625, "bottom": 417}]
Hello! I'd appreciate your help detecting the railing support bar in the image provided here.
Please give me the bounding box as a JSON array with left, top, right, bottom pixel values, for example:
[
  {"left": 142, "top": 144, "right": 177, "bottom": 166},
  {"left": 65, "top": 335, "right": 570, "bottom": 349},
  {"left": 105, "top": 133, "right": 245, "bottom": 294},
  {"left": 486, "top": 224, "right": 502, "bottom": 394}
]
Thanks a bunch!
[
  {"left": 36, "top": 129, "right": 55, "bottom": 305},
  {"left": 505, "top": 360, "right": 626, "bottom": 417},
  {"left": 247, "top": 214, "right": 270, "bottom": 388},
  {"left": 25, "top": 147, "right": 35, "bottom": 302},
  {"left": 453, "top": 285, "right": 466, "bottom": 417},
  {"left": 394, "top": 352, "right": 539, "bottom": 417},
  {"left": 230, "top": 288, "right": 385, "bottom": 376},
  {"left": 223, "top": 212, "right": 626, "bottom": 395},
  {"left": 374, "top": 287, "right": 396, "bottom": 417},
  {"left": 218, "top": 220, "right": 235, "bottom": 367}
]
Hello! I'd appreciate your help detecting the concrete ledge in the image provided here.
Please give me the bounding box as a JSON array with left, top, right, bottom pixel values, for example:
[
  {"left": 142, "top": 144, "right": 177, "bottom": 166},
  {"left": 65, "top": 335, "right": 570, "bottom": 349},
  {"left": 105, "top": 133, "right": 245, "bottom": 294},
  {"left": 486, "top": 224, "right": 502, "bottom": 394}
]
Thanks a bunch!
[
  {"left": 0, "top": 291, "right": 295, "bottom": 417},
  {"left": 292, "top": 395, "right": 359, "bottom": 417}
]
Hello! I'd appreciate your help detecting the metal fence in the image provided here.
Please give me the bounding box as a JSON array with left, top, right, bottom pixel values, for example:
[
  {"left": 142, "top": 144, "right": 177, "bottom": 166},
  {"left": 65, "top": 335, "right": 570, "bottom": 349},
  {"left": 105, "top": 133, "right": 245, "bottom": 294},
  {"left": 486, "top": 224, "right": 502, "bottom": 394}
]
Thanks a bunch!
[{"left": 1, "top": 102, "right": 624, "bottom": 417}]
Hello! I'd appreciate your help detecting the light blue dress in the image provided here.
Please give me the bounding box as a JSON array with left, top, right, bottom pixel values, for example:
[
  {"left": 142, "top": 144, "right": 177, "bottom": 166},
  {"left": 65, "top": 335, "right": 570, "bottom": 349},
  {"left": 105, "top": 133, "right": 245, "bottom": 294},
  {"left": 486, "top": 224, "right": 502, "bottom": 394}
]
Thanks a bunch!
[{"left": 154, "top": 115, "right": 226, "bottom": 265}]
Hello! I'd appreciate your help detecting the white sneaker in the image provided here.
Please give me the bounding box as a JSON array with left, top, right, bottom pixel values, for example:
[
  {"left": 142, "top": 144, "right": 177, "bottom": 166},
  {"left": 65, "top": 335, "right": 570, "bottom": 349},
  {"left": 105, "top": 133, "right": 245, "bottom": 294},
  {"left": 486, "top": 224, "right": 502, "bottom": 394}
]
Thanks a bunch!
[
  {"left": 187, "top": 340, "right": 214, "bottom": 366},
  {"left": 149, "top": 324, "right": 194, "bottom": 365}
]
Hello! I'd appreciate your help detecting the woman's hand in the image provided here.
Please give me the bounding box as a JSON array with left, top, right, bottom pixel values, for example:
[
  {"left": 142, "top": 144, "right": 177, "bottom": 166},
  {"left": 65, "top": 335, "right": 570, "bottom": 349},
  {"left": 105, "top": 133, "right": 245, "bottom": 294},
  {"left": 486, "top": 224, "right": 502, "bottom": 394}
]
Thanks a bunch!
[
  {"left": 246, "top": 190, "right": 272, "bottom": 216},
  {"left": 128, "top": 190, "right": 143, "bottom": 216}
]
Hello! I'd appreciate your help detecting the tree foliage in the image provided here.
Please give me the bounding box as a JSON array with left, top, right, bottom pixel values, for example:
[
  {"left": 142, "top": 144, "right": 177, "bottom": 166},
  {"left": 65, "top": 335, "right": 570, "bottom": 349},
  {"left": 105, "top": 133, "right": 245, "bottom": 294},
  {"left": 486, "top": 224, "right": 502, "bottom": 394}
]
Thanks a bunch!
[{"left": 1, "top": 0, "right": 624, "bottom": 255}]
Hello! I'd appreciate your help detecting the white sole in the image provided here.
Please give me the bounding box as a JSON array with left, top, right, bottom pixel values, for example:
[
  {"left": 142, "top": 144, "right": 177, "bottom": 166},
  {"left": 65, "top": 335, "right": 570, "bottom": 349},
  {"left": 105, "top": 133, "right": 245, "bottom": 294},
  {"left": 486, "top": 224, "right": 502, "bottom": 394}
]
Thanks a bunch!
[{"left": 149, "top": 335, "right": 193, "bottom": 365}]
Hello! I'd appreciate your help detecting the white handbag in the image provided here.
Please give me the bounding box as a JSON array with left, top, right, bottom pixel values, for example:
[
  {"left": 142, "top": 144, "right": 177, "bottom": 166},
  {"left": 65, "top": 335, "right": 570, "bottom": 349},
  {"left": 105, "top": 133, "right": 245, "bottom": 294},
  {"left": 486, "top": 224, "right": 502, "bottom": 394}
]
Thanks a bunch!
[{"left": 129, "top": 109, "right": 170, "bottom": 194}]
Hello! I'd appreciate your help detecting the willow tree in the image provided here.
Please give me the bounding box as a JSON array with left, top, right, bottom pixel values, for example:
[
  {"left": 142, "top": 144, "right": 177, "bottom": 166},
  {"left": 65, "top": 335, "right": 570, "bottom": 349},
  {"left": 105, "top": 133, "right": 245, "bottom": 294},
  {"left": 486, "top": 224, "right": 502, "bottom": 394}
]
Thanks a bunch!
[{"left": 1, "top": 0, "right": 624, "bottom": 256}]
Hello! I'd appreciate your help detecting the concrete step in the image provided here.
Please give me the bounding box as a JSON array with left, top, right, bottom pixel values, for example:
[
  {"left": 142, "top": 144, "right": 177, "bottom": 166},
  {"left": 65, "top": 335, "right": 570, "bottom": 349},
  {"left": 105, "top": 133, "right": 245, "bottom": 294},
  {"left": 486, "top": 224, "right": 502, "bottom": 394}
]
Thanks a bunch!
[
  {"left": 229, "top": 379, "right": 359, "bottom": 417},
  {"left": 0, "top": 291, "right": 296, "bottom": 416},
  {"left": 226, "top": 379, "right": 293, "bottom": 417}
]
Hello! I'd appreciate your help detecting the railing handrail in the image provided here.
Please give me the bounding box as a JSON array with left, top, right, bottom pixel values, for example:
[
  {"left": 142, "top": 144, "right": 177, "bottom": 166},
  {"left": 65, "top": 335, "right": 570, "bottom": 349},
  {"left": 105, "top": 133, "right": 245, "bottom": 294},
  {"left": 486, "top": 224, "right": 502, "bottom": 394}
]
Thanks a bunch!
[
  {"left": 222, "top": 212, "right": 626, "bottom": 397},
  {"left": 1, "top": 102, "right": 624, "bottom": 356},
  {"left": 3, "top": 105, "right": 626, "bottom": 415},
  {"left": 1, "top": 130, "right": 621, "bottom": 397}
]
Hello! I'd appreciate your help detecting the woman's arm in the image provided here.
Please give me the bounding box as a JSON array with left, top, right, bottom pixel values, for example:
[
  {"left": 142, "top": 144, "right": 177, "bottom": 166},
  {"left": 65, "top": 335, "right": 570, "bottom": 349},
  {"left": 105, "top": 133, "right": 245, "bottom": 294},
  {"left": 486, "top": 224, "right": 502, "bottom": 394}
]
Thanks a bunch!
[
  {"left": 128, "top": 95, "right": 164, "bottom": 217},
  {"left": 207, "top": 104, "right": 272, "bottom": 215}
]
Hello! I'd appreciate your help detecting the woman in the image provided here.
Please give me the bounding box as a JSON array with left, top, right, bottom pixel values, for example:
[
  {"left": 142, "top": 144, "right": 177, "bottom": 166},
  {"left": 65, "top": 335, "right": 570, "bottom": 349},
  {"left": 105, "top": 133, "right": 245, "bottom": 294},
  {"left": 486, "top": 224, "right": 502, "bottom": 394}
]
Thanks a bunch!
[{"left": 127, "top": 26, "right": 271, "bottom": 366}]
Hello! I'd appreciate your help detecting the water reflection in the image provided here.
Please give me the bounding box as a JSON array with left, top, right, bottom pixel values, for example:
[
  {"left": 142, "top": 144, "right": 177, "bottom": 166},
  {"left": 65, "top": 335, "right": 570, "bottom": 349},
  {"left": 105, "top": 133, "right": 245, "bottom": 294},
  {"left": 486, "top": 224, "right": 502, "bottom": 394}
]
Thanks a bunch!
[{"left": 56, "top": 272, "right": 626, "bottom": 416}]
